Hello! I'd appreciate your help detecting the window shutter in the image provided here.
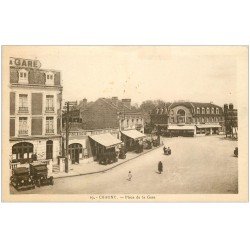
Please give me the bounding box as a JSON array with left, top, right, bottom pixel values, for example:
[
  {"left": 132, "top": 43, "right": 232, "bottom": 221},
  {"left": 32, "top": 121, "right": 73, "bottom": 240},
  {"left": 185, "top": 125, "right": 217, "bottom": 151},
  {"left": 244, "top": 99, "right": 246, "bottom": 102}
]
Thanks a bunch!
[
  {"left": 10, "top": 118, "right": 15, "bottom": 137},
  {"left": 31, "top": 118, "right": 43, "bottom": 135},
  {"left": 10, "top": 92, "right": 15, "bottom": 115},
  {"left": 32, "top": 93, "right": 43, "bottom": 115}
]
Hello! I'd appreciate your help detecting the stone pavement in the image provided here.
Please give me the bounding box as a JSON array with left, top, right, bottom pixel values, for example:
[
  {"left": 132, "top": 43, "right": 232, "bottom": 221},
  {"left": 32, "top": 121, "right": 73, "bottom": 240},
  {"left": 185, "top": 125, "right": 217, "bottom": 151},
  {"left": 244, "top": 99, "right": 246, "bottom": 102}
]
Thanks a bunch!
[{"left": 52, "top": 145, "right": 162, "bottom": 179}]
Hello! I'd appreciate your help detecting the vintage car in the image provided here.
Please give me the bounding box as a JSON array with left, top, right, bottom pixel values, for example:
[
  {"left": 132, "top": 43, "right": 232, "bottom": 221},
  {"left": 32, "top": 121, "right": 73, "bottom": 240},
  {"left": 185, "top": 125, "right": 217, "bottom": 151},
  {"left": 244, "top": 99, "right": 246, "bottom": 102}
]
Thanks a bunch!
[
  {"left": 99, "top": 152, "right": 118, "bottom": 165},
  {"left": 144, "top": 140, "right": 152, "bottom": 150},
  {"left": 234, "top": 147, "right": 238, "bottom": 157},
  {"left": 135, "top": 143, "right": 144, "bottom": 153},
  {"left": 119, "top": 148, "right": 127, "bottom": 159},
  {"left": 10, "top": 167, "right": 35, "bottom": 191},
  {"left": 152, "top": 139, "right": 160, "bottom": 147},
  {"left": 29, "top": 162, "right": 54, "bottom": 187}
]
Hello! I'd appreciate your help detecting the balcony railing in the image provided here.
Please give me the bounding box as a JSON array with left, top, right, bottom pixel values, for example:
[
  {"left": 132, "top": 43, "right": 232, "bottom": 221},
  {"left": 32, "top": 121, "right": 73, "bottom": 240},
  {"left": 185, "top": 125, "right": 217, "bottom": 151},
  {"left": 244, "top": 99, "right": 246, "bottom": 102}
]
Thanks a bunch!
[
  {"left": 45, "top": 107, "right": 55, "bottom": 112},
  {"left": 18, "top": 130, "right": 28, "bottom": 135},
  {"left": 46, "top": 129, "right": 54, "bottom": 134},
  {"left": 18, "top": 107, "right": 28, "bottom": 113}
]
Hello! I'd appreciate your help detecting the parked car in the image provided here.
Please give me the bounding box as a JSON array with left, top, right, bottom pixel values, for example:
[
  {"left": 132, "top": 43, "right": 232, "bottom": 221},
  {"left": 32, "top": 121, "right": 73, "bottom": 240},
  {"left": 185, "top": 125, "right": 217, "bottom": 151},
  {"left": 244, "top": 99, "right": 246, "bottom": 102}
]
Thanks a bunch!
[
  {"left": 10, "top": 167, "right": 35, "bottom": 191},
  {"left": 119, "top": 148, "right": 127, "bottom": 159},
  {"left": 29, "top": 162, "right": 54, "bottom": 187},
  {"left": 99, "top": 152, "right": 118, "bottom": 165},
  {"left": 234, "top": 147, "right": 238, "bottom": 157}
]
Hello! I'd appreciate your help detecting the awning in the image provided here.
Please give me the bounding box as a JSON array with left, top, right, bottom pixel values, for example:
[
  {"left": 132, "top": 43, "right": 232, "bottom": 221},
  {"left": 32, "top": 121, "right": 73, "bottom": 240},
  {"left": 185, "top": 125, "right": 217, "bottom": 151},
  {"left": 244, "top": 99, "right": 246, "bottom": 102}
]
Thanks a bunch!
[
  {"left": 89, "top": 133, "right": 122, "bottom": 148},
  {"left": 196, "top": 124, "right": 221, "bottom": 129},
  {"left": 168, "top": 125, "right": 195, "bottom": 130},
  {"left": 121, "top": 130, "right": 146, "bottom": 139}
]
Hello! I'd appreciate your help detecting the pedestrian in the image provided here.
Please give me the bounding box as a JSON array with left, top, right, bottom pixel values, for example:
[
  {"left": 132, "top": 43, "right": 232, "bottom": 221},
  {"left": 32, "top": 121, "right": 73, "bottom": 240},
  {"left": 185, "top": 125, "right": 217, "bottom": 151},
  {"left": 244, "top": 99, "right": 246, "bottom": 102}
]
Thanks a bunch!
[
  {"left": 127, "top": 171, "right": 132, "bottom": 181},
  {"left": 158, "top": 161, "right": 163, "bottom": 174}
]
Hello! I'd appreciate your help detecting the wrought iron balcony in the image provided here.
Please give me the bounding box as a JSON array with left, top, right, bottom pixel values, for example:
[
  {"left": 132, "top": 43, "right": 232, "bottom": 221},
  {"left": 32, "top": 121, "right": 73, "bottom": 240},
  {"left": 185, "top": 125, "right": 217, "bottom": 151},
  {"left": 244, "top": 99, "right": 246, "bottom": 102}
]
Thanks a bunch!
[
  {"left": 18, "top": 107, "right": 28, "bottom": 113},
  {"left": 46, "top": 129, "right": 54, "bottom": 134},
  {"left": 45, "top": 107, "right": 55, "bottom": 112},
  {"left": 18, "top": 130, "right": 28, "bottom": 135}
]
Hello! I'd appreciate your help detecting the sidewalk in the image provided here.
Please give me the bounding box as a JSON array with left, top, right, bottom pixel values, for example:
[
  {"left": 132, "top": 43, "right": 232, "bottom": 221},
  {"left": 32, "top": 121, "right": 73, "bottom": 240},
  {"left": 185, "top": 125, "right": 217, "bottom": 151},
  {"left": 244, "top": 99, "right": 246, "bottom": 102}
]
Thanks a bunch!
[{"left": 52, "top": 145, "right": 162, "bottom": 179}]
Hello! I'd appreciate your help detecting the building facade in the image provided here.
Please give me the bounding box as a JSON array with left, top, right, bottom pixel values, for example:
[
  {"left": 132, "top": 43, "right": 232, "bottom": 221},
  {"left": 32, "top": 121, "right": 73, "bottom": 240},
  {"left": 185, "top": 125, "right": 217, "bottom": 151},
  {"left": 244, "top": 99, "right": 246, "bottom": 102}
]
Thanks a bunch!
[
  {"left": 9, "top": 57, "right": 63, "bottom": 165},
  {"left": 61, "top": 97, "right": 145, "bottom": 165},
  {"left": 224, "top": 103, "right": 238, "bottom": 138},
  {"left": 80, "top": 97, "right": 144, "bottom": 133},
  {"left": 151, "top": 101, "right": 225, "bottom": 136}
]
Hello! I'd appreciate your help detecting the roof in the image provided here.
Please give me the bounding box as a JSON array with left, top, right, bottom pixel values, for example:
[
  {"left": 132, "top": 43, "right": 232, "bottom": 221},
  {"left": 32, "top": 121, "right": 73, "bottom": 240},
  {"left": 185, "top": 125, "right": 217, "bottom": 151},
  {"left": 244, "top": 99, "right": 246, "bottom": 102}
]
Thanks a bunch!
[
  {"left": 121, "top": 129, "right": 146, "bottom": 139},
  {"left": 196, "top": 124, "right": 221, "bottom": 128},
  {"left": 89, "top": 133, "right": 122, "bottom": 148},
  {"left": 168, "top": 125, "right": 195, "bottom": 130}
]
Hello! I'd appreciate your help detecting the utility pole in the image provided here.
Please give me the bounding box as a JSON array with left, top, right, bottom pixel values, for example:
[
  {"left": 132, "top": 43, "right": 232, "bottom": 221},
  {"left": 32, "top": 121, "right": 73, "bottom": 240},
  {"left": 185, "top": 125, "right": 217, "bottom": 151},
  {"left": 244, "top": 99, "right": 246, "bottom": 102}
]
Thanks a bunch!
[{"left": 65, "top": 102, "right": 69, "bottom": 173}]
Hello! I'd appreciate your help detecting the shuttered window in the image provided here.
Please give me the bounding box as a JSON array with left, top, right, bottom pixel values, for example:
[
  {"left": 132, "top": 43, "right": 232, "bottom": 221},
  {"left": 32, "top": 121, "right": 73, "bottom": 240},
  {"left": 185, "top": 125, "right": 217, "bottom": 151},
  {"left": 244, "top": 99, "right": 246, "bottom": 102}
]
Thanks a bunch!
[
  {"left": 31, "top": 118, "right": 43, "bottom": 135},
  {"left": 10, "top": 92, "right": 15, "bottom": 115},
  {"left": 10, "top": 118, "right": 15, "bottom": 137},
  {"left": 31, "top": 93, "right": 43, "bottom": 115}
]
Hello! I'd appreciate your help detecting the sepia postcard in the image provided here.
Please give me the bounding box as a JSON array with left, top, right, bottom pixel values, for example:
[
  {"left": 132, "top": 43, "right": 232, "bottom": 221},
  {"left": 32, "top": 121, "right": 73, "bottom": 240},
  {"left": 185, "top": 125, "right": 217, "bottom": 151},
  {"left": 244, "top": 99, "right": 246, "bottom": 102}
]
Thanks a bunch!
[{"left": 1, "top": 46, "right": 248, "bottom": 202}]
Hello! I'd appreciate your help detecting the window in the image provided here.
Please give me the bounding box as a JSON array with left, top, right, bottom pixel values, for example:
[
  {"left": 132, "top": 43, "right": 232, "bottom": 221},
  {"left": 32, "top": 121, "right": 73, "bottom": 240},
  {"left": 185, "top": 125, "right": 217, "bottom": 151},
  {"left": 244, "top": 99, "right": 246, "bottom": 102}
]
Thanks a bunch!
[
  {"left": 46, "top": 117, "right": 54, "bottom": 134},
  {"left": 19, "top": 94, "right": 28, "bottom": 112},
  {"left": 211, "top": 117, "right": 214, "bottom": 122},
  {"left": 46, "top": 95, "right": 54, "bottom": 112},
  {"left": 211, "top": 107, "right": 214, "bottom": 114},
  {"left": 206, "top": 107, "right": 210, "bottom": 114},
  {"left": 45, "top": 72, "right": 54, "bottom": 85},
  {"left": 18, "top": 69, "right": 28, "bottom": 84},
  {"left": 196, "top": 108, "right": 200, "bottom": 114},
  {"left": 202, "top": 107, "right": 205, "bottom": 114},
  {"left": 216, "top": 108, "right": 219, "bottom": 114},
  {"left": 19, "top": 117, "right": 28, "bottom": 135}
]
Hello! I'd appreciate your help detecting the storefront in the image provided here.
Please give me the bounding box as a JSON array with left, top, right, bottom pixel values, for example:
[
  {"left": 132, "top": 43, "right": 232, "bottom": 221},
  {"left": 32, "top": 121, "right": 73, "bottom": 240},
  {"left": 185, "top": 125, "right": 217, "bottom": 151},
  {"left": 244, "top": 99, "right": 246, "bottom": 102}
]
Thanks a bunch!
[
  {"left": 89, "top": 133, "right": 122, "bottom": 162},
  {"left": 196, "top": 124, "right": 221, "bottom": 135},
  {"left": 121, "top": 130, "right": 146, "bottom": 151},
  {"left": 167, "top": 125, "right": 195, "bottom": 137}
]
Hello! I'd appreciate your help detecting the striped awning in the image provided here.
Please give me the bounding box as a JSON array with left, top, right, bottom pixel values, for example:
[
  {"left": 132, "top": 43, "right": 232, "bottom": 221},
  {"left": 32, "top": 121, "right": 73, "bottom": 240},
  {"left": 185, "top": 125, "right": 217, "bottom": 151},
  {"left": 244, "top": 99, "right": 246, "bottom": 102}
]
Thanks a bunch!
[{"left": 89, "top": 133, "right": 122, "bottom": 148}]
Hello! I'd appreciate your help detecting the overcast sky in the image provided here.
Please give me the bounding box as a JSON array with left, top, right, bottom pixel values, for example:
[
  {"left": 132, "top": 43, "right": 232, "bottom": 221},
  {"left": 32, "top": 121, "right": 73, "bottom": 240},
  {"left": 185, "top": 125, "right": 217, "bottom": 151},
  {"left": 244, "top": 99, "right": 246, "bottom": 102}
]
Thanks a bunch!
[{"left": 6, "top": 46, "right": 246, "bottom": 107}]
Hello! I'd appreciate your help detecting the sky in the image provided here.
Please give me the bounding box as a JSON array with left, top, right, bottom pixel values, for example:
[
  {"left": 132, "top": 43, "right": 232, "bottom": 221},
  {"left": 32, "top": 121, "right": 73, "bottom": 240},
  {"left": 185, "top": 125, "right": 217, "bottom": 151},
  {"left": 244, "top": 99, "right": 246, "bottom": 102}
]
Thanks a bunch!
[{"left": 5, "top": 46, "right": 247, "bottom": 107}]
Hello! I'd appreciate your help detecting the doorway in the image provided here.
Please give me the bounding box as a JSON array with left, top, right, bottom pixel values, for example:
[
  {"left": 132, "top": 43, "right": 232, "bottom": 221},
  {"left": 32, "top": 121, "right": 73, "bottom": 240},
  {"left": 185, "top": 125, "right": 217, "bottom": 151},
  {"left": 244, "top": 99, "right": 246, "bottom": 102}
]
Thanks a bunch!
[
  {"left": 46, "top": 140, "right": 53, "bottom": 159},
  {"left": 68, "top": 143, "right": 82, "bottom": 164}
]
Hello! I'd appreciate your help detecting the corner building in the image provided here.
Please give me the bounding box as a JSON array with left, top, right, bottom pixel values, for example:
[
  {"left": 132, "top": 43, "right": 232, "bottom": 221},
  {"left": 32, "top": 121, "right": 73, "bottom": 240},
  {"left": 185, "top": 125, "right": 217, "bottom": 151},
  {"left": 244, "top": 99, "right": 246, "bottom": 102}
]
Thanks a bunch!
[
  {"left": 151, "top": 101, "right": 225, "bottom": 136},
  {"left": 9, "top": 58, "right": 63, "bottom": 164}
]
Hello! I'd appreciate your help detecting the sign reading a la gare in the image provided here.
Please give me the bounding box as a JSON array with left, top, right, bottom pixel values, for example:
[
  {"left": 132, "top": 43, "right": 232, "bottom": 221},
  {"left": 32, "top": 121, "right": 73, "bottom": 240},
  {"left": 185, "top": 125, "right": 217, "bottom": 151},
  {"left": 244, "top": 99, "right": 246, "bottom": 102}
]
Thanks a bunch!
[{"left": 9, "top": 57, "right": 41, "bottom": 69}]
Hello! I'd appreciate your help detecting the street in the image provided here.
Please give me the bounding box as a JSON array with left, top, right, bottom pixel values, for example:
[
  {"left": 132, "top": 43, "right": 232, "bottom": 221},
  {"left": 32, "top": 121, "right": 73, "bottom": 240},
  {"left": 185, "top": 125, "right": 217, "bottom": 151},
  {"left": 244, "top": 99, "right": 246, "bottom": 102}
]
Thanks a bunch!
[{"left": 10, "top": 135, "right": 238, "bottom": 194}]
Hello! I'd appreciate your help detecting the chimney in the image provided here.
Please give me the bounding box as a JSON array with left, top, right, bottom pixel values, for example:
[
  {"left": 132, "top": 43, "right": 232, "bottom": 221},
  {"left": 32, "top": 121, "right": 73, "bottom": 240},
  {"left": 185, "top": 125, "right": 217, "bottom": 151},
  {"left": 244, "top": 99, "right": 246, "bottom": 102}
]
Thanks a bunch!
[
  {"left": 122, "top": 98, "right": 131, "bottom": 109},
  {"left": 111, "top": 97, "right": 118, "bottom": 106},
  {"left": 229, "top": 103, "right": 234, "bottom": 110},
  {"left": 82, "top": 98, "right": 87, "bottom": 106}
]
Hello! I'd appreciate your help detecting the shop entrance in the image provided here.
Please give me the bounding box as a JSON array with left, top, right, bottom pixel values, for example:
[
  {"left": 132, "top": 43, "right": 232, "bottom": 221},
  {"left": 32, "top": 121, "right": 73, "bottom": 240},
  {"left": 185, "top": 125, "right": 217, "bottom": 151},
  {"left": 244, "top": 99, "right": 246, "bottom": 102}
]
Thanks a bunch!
[
  {"left": 12, "top": 142, "right": 34, "bottom": 164},
  {"left": 46, "top": 140, "right": 53, "bottom": 159},
  {"left": 68, "top": 143, "right": 82, "bottom": 164}
]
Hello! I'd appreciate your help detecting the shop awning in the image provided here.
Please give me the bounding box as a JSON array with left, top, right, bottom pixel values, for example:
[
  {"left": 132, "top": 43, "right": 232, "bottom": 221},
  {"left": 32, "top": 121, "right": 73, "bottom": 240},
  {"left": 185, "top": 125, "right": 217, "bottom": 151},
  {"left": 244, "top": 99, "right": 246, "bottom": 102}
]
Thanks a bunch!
[
  {"left": 89, "top": 133, "right": 122, "bottom": 148},
  {"left": 121, "top": 130, "right": 146, "bottom": 139},
  {"left": 196, "top": 124, "right": 221, "bottom": 129},
  {"left": 168, "top": 125, "right": 195, "bottom": 130}
]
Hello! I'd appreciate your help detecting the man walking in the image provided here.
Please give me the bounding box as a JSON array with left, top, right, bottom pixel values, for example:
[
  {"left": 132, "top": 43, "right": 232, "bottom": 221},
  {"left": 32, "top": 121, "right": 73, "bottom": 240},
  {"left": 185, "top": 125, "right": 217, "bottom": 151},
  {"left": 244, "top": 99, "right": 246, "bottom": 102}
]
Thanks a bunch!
[{"left": 158, "top": 161, "right": 163, "bottom": 174}]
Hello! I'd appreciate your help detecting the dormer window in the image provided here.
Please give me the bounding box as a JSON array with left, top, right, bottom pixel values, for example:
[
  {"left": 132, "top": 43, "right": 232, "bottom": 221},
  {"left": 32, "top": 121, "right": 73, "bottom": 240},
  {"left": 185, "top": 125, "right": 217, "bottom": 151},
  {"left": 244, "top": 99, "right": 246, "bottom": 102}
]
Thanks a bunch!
[
  {"left": 45, "top": 72, "right": 54, "bottom": 85},
  {"left": 18, "top": 69, "right": 28, "bottom": 84}
]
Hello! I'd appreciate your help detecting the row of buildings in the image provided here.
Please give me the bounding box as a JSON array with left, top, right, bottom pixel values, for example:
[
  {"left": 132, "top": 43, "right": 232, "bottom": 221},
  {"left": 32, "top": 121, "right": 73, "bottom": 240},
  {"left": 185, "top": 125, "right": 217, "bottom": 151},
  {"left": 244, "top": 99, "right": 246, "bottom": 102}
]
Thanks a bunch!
[{"left": 9, "top": 57, "right": 238, "bottom": 170}]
